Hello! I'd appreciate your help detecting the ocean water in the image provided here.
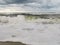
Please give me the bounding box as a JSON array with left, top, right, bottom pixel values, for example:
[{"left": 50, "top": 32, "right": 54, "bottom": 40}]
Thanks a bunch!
[{"left": 0, "top": 15, "right": 60, "bottom": 45}]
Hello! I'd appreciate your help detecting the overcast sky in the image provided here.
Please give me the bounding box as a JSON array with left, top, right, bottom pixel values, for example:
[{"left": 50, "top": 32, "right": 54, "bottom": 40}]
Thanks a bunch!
[{"left": 0, "top": 0, "right": 60, "bottom": 13}]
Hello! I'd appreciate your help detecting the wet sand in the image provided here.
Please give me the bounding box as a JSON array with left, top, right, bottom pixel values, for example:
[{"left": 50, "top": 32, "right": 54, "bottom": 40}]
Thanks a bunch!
[{"left": 0, "top": 41, "right": 27, "bottom": 45}]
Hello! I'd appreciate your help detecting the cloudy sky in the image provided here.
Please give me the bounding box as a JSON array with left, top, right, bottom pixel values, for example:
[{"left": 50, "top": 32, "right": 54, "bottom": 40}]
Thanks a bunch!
[{"left": 0, "top": 0, "right": 60, "bottom": 13}]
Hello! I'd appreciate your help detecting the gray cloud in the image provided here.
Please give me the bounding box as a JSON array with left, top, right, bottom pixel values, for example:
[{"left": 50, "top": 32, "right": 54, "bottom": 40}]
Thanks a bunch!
[
  {"left": 6, "top": 0, "right": 28, "bottom": 4},
  {"left": 0, "top": 0, "right": 28, "bottom": 4},
  {"left": 0, "top": 0, "right": 60, "bottom": 12}
]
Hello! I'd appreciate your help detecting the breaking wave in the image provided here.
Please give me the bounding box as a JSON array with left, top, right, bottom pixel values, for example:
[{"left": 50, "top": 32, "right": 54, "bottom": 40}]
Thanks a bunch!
[{"left": 0, "top": 15, "right": 60, "bottom": 24}]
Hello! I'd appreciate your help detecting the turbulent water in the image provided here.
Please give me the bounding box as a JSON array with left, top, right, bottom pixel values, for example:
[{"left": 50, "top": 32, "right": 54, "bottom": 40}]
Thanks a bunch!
[{"left": 0, "top": 15, "right": 60, "bottom": 45}]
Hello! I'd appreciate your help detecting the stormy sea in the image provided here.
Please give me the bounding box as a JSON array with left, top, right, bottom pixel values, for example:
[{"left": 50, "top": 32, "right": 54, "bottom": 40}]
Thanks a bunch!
[{"left": 0, "top": 13, "right": 60, "bottom": 45}]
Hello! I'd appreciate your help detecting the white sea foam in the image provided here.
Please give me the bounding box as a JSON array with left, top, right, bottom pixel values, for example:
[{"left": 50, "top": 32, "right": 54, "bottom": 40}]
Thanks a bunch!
[{"left": 0, "top": 15, "right": 60, "bottom": 45}]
